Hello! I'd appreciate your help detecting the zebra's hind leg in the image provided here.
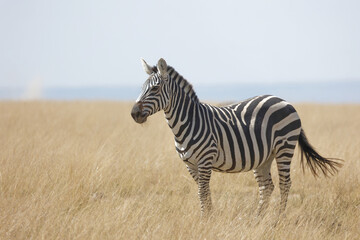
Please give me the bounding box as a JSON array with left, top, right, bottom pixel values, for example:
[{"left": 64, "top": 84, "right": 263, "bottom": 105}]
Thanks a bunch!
[
  {"left": 275, "top": 142, "right": 296, "bottom": 215},
  {"left": 253, "top": 154, "right": 275, "bottom": 217}
]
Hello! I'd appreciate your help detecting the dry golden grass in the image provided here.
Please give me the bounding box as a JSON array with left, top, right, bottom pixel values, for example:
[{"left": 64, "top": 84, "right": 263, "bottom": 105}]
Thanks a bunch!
[{"left": 0, "top": 101, "right": 359, "bottom": 239}]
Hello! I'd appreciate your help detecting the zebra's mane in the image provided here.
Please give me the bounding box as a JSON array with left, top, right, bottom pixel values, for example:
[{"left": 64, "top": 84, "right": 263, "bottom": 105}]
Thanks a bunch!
[{"left": 164, "top": 65, "right": 199, "bottom": 103}]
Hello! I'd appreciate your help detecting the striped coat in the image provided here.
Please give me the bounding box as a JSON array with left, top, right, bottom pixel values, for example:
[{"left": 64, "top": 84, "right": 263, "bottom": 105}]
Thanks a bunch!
[{"left": 131, "top": 58, "right": 342, "bottom": 216}]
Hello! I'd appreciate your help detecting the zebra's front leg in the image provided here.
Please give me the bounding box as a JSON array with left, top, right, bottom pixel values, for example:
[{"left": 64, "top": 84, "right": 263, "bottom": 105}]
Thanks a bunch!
[
  {"left": 186, "top": 165, "right": 198, "bottom": 184},
  {"left": 197, "top": 165, "right": 212, "bottom": 216}
]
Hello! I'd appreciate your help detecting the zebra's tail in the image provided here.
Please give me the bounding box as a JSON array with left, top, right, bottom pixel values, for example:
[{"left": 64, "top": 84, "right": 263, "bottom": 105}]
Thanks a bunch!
[{"left": 298, "top": 129, "right": 343, "bottom": 177}]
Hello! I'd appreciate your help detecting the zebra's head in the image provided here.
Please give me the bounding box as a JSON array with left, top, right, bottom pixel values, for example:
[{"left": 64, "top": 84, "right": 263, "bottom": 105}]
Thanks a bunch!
[{"left": 131, "top": 58, "right": 170, "bottom": 124}]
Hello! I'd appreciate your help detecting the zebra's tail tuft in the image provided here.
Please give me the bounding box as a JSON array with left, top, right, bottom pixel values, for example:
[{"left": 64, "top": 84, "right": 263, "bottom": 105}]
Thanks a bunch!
[{"left": 298, "top": 129, "right": 343, "bottom": 177}]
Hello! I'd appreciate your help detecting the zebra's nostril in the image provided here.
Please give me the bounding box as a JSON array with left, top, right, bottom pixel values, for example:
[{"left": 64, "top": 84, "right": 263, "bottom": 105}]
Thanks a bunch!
[{"left": 131, "top": 109, "right": 140, "bottom": 120}]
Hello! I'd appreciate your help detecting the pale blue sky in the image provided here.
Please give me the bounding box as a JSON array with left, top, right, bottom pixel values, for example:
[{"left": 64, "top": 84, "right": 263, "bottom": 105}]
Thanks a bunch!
[{"left": 1, "top": 0, "right": 360, "bottom": 90}]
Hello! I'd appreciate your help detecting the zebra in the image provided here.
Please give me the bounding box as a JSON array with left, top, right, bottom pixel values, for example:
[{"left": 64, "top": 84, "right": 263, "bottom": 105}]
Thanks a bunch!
[{"left": 131, "top": 58, "right": 342, "bottom": 216}]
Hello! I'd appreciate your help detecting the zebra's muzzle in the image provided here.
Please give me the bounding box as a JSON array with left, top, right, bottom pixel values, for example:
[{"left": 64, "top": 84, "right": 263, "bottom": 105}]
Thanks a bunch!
[{"left": 131, "top": 102, "right": 148, "bottom": 124}]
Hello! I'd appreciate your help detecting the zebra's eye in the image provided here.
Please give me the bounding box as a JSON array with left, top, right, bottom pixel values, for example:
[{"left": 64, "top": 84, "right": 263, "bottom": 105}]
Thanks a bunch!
[{"left": 152, "top": 86, "right": 160, "bottom": 92}]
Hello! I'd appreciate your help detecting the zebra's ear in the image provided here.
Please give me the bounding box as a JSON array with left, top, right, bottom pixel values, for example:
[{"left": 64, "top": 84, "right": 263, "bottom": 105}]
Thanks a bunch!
[
  {"left": 157, "top": 58, "right": 168, "bottom": 79},
  {"left": 141, "top": 58, "right": 154, "bottom": 75}
]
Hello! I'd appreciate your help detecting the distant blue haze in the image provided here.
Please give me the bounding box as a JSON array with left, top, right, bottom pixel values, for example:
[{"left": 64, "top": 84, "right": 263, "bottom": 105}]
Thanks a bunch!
[{"left": 1, "top": 81, "right": 359, "bottom": 103}]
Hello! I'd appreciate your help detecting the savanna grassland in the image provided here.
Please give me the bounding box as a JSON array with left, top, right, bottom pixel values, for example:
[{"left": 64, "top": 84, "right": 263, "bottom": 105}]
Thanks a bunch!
[{"left": 0, "top": 101, "right": 359, "bottom": 239}]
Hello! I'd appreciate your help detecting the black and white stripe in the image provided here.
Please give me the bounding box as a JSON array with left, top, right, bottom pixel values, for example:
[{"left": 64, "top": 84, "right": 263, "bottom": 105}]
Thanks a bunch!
[{"left": 131, "top": 58, "right": 342, "bottom": 216}]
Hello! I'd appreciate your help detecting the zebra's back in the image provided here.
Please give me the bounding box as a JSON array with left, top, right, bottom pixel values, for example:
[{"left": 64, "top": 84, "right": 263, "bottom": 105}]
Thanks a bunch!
[{"left": 211, "top": 95, "right": 301, "bottom": 173}]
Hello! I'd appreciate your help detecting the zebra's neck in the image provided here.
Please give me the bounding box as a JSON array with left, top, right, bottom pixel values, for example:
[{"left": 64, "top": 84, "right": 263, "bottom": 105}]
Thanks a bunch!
[{"left": 164, "top": 66, "right": 200, "bottom": 141}]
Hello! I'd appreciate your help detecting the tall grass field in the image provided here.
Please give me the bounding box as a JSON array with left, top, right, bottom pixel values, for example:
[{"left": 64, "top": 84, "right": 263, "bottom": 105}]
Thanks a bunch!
[{"left": 0, "top": 101, "right": 359, "bottom": 239}]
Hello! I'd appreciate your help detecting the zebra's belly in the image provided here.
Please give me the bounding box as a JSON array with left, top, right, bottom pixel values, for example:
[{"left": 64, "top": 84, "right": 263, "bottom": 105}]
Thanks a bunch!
[
  {"left": 212, "top": 147, "right": 268, "bottom": 173},
  {"left": 176, "top": 140, "right": 269, "bottom": 172}
]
